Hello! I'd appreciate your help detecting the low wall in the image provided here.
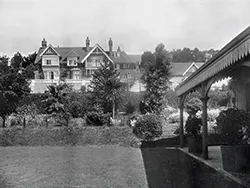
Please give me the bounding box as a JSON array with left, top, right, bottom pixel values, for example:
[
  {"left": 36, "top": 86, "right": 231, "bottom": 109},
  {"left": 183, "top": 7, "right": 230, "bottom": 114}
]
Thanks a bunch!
[{"left": 140, "top": 147, "right": 247, "bottom": 188}]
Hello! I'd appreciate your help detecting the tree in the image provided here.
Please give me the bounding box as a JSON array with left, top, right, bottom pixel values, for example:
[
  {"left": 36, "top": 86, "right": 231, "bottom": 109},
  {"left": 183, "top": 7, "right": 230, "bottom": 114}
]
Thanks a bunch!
[
  {"left": 90, "top": 63, "right": 122, "bottom": 118},
  {"left": 42, "top": 83, "right": 72, "bottom": 127},
  {"left": 141, "top": 43, "right": 171, "bottom": 113},
  {"left": 0, "top": 56, "right": 30, "bottom": 127},
  {"left": 23, "top": 52, "right": 37, "bottom": 79},
  {"left": 140, "top": 51, "right": 154, "bottom": 71}
]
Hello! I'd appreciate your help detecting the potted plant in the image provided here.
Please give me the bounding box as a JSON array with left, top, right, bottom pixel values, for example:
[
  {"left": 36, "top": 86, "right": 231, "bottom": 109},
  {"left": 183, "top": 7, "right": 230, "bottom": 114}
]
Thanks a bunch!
[
  {"left": 185, "top": 113, "right": 202, "bottom": 153},
  {"left": 216, "top": 108, "right": 250, "bottom": 172},
  {"left": 185, "top": 98, "right": 202, "bottom": 154}
]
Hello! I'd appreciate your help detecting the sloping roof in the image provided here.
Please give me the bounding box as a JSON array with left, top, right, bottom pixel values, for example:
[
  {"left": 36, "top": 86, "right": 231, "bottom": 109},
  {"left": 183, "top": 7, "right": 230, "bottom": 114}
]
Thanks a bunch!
[
  {"left": 111, "top": 51, "right": 135, "bottom": 64},
  {"left": 127, "top": 54, "right": 141, "bottom": 63},
  {"left": 170, "top": 62, "right": 204, "bottom": 76},
  {"left": 35, "top": 45, "right": 137, "bottom": 65},
  {"left": 176, "top": 25, "right": 250, "bottom": 96},
  {"left": 35, "top": 46, "right": 91, "bottom": 64},
  {"left": 81, "top": 44, "right": 113, "bottom": 63}
]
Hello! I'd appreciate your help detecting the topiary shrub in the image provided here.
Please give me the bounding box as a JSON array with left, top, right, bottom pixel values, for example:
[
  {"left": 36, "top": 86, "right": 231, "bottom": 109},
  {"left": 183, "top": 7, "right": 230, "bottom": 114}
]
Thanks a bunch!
[{"left": 132, "top": 113, "right": 162, "bottom": 140}]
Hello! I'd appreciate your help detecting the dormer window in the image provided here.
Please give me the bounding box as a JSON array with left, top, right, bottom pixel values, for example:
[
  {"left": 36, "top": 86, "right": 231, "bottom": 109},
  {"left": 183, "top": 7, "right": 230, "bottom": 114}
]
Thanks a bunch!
[{"left": 67, "top": 58, "right": 77, "bottom": 66}]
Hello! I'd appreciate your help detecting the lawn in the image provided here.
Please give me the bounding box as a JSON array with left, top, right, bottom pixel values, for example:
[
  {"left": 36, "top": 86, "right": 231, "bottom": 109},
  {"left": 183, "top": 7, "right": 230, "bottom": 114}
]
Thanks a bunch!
[{"left": 0, "top": 146, "right": 148, "bottom": 188}]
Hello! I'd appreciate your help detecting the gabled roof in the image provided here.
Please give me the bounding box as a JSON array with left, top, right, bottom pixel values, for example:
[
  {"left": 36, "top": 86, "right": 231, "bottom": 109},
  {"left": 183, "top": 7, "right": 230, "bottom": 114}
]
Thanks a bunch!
[
  {"left": 40, "top": 45, "right": 60, "bottom": 57},
  {"left": 34, "top": 43, "right": 138, "bottom": 65},
  {"left": 64, "top": 50, "right": 79, "bottom": 58},
  {"left": 35, "top": 46, "right": 92, "bottom": 64},
  {"left": 81, "top": 44, "right": 113, "bottom": 63},
  {"left": 170, "top": 62, "right": 204, "bottom": 76}
]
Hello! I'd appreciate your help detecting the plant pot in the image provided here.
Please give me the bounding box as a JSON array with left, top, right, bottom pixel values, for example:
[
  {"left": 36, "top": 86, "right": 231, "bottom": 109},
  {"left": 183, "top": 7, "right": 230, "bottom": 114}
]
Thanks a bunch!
[
  {"left": 187, "top": 135, "right": 202, "bottom": 154},
  {"left": 221, "top": 145, "right": 250, "bottom": 172}
]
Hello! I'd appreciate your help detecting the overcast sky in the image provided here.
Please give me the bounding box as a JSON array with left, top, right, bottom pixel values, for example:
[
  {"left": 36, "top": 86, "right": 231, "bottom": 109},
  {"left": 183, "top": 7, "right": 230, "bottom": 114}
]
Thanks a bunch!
[{"left": 0, "top": 0, "right": 250, "bottom": 57}]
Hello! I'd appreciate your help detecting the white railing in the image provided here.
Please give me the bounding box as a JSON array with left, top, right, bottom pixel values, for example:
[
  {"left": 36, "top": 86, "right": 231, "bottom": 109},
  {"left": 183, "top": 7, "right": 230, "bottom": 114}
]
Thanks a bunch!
[{"left": 31, "top": 79, "right": 91, "bottom": 85}]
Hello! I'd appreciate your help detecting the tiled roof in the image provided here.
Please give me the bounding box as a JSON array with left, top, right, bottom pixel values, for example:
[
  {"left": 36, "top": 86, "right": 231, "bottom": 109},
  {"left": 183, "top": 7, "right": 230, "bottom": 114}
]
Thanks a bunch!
[
  {"left": 35, "top": 45, "right": 137, "bottom": 65},
  {"left": 127, "top": 54, "right": 141, "bottom": 63},
  {"left": 170, "top": 62, "right": 204, "bottom": 76},
  {"left": 111, "top": 51, "right": 135, "bottom": 64},
  {"left": 35, "top": 47, "right": 91, "bottom": 63}
]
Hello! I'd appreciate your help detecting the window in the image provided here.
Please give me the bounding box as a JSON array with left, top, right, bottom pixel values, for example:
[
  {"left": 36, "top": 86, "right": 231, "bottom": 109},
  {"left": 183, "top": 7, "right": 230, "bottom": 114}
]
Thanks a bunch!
[
  {"left": 68, "top": 59, "right": 77, "bottom": 66},
  {"left": 46, "top": 60, "right": 51, "bottom": 65},
  {"left": 72, "top": 70, "right": 80, "bottom": 80}
]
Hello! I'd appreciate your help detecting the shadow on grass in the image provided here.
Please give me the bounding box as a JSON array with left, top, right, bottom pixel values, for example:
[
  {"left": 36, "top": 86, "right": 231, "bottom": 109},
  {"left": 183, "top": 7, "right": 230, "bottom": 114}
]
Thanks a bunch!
[{"left": 140, "top": 145, "right": 248, "bottom": 188}]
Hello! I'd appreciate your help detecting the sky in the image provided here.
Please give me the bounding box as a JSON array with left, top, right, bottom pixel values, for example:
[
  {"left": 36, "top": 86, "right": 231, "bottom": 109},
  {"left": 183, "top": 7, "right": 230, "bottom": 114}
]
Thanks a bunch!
[{"left": 0, "top": 0, "right": 250, "bottom": 57}]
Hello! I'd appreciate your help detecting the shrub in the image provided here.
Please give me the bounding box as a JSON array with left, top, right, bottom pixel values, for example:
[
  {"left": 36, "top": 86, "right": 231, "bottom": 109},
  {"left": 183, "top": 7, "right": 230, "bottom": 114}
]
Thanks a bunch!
[
  {"left": 216, "top": 108, "right": 250, "bottom": 145},
  {"left": 168, "top": 111, "right": 188, "bottom": 123},
  {"left": 132, "top": 113, "right": 162, "bottom": 140},
  {"left": 185, "top": 115, "right": 202, "bottom": 137},
  {"left": 185, "top": 98, "right": 202, "bottom": 115},
  {"left": 125, "top": 101, "right": 136, "bottom": 115},
  {"left": 86, "top": 105, "right": 111, "bottom": 126},
  {"left": 196, "top": 108, "right": 220, "bottom": 122}
]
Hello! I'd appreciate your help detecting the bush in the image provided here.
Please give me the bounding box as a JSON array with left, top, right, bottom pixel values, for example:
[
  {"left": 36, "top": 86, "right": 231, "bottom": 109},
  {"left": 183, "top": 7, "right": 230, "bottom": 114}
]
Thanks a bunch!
[
  {"left": 185, "top": 97, "right": 202, "bottom": 114},
  {"left": 125, "top": 101, "right": 136, "bottom": 115},
  {"left": 168, "top": 111, "right": 188, "bottom": 123},
  {"left": 196, "top": 108, "right": 220, "bottom": 122},
  {"left": 216, "top": 108, "right": 250, "bottom": 145},
  {"left": 86, "top": 105, "right": 111, "bottom": 126},
  {"left": 132, "top": 113, "right": 162, "bottom": 140}
]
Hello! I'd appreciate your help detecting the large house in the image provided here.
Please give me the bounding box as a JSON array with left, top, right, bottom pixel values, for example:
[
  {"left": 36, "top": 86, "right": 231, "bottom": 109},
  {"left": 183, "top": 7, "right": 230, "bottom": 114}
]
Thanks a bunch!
[
  {"left": 129, "top": 62, "right": 204, "bottom": 92},
  {"left": 31, "top": 38, "right": 141, "bottom": 93},
  {"left": 169, "top": 62, "right": 204, "bottom": 89}
]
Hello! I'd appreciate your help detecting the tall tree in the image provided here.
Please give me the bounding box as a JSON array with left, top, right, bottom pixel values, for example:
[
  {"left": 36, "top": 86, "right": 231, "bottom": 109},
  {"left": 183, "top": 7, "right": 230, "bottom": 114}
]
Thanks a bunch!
[
  {"left": 141, "top": 43, "right": 171, "bottom": 114},
  {"left": 90, "top": 63, "right": 122, "bottom": 118},
  {"left": 0, "top": 56, "right": 30, "bottom": 127},
  {"left": 23, "top": 52, "right": 37, "bottom": 79}
]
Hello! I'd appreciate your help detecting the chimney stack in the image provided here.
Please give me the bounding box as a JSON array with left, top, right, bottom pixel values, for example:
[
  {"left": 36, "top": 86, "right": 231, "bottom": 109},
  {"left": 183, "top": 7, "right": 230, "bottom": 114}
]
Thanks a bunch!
[
  {"left": 86, "top": 37, "right": 90, "bottom": 52},
  {"left": 41, "top": 38, "right": 47, "bottom": 48},
  {"left": 108, "top": 38, "right": 113, "bottom": 56}
]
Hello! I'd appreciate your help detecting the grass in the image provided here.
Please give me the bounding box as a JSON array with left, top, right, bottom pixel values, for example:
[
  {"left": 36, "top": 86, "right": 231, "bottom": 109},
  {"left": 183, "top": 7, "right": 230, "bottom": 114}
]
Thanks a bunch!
[{"left": 0, "top": 146, "right": 148, "bottom": 188}]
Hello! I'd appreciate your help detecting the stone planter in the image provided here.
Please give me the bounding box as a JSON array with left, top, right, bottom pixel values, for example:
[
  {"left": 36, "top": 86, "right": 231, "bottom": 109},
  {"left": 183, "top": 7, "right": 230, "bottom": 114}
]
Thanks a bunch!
[
  {"left": 221, "top": 145, "right": 250, "bottom": 172},
  {"left": 187, "top": 135, "right": 202, "bottom": 154}
]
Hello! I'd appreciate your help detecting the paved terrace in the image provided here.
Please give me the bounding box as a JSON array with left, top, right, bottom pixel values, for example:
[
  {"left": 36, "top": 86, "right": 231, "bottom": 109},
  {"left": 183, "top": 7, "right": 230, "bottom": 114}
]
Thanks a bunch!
[{"left": 181, "top": 146, "right": 250, "bottom": 187}]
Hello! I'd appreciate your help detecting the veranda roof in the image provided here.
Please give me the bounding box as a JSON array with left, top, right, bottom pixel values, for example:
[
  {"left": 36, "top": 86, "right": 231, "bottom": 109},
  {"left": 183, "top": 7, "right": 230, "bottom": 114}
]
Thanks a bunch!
[{"left": 176, "top": 25, "right": 250, "bottom": 96}]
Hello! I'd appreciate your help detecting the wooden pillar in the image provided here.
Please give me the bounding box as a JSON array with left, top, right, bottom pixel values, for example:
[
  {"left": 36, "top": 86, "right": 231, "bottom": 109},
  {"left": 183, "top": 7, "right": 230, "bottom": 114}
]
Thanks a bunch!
[
  {"left": 200, "top": 96, "right": 209, "bottom": 160},
  {"left": 179, "top": 104, "right": 184, "bottom": 148}
]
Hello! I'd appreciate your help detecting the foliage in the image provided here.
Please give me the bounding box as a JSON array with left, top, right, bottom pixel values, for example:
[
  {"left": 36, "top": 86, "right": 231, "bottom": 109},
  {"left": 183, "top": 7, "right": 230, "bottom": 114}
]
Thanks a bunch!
[
  {"left": 86, "top": 105, "right": 111, "bottom": 126},
  {"left": 119, "top": 91, "right": 144, "bottom": 113},
  {"left": 197, "top": 108, "right": 220, "bottom": 122},
  {"left": 0, "top": 126, "right": 140, "bottom": 147},
  {"left": 125, "top": 101, "right": 136, "bottom": 115},
  {"left": 185, "top": 98, "right": 202, "bottom": 115},
  {"left": 0, "top": 55, "right": 30, "bottom": 127},
  {"left": 15, "top": 104, "right": 40, "bottom": 127},
  {"left": 22, "top": 52, "right": 37, "bottom": 79},
  {"left": 42, "top": 83, "right": 73, "bottom": 126},
  {"left": 132, "top": 113, "right": 162, "bottom": 140},
  {"left": 216, "top": 108, "right": 250, "bottom": 145},
  {"left": 208, "top": 85, "right": 234, "bottom": 108},
  {"left": 185, "top": 115, "right": 202, "bottom": 137},
  {"left": 141, "top": 44, "right": 171, "bottom": 113},
  {"left": 170, "top": 47, "right": 219, "bottom": 62},
  {"left": 168, "top": 111, "right": 188, "bottom": 124},
  {"left": 164, "top": 90, "right": 179, "bottom": 108},
  {"left": 90, "top": 63, "right": 123, "bottom": 118}
]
